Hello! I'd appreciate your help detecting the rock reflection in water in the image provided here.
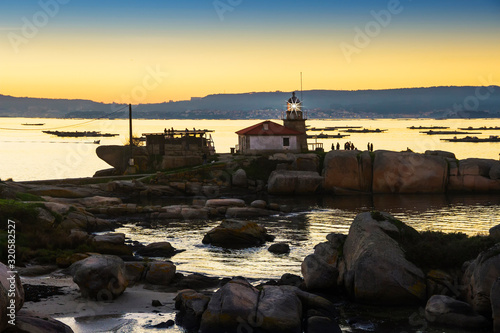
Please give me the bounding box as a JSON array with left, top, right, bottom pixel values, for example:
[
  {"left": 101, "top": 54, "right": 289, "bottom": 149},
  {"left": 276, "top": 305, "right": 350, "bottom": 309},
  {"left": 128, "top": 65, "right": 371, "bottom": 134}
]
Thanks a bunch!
[{"left": 117, "top": 194, "right": 500, "bottom": 280}]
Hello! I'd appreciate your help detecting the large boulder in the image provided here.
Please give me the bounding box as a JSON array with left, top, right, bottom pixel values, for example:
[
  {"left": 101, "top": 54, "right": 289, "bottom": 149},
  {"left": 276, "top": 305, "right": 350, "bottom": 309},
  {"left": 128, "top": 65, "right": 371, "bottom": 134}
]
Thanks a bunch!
[
  {"left": 200, "top": 278, "right": 302, "bottom": 333},
  {"left": 202, "top": 220, "right": 273, "bottom": 249},
  {"left": 372, "top": 151, "right": 448, "bottom": 193},
  {"left": 463, "top": 243, "right": 500, "bottom": 315},
  {"left": 70, "top": 254, "right": 128, "bottom": 300},
  {"left": 448, "top": 158, "right": 500, "bottom": 192},
  {"left": 323, "top": 150, "right": 372, "bottom": 194},
  {"left": 425, "top": 295, "right": 489, "bottom": 330},
  {"left": 341, "top": 212, "right": 426, "bottom": 305},
  {"left": 267, "top": 170, "right": 323, "bottom": 195}
]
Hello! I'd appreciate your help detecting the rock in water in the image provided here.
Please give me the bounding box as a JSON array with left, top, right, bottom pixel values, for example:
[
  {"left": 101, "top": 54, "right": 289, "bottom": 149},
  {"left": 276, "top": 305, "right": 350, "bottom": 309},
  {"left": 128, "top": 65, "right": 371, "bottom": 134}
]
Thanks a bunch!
[
  {"left": 425, "top": 295, "right": 489, "bottom": 330},
  {"left": 341, "top": 212, "right": 426, "bottom": 305},
  {"left": 70, "top": 254, "right": 128, "bottom": 300},
  {"left": 135, "top": 241, "right": 177, "bottom": 257},
  {"left": 268, "top": 242, "right": 290, "bottom": 254},
  {"left": 202, "top": 220, "right": 272, "bottom": 249}
]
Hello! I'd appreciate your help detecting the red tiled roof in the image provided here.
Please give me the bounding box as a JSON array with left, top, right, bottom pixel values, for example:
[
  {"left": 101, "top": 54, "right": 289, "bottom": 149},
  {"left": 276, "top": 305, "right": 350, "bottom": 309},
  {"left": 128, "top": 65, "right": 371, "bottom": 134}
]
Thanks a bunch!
[{"left": 235, "top": 120, "right": 303, "bottom": 136}]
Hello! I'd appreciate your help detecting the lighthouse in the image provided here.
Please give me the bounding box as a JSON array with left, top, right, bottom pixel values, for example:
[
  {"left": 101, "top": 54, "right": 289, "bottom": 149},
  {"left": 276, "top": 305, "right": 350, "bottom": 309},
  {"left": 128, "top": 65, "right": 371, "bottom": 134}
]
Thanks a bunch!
[{"left": 283, "top": 92, "right": 308, "bottom": 152}]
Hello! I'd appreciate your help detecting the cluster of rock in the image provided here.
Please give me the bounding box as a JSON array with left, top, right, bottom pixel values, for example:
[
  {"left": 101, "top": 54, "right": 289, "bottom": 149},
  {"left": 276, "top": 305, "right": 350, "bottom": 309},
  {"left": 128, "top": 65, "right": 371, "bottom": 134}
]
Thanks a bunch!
[
  {"left": 323, "top": 150, "right": 500, "bottom": 194},
  {"left": 301, "top": 211, "right": 500, "bottom": 331},
  {"left": 175, "top": 277, "right": 341, "bottom": 333},
  {"left": 0, "top": 263, "right": 73, "bottom": 332}
]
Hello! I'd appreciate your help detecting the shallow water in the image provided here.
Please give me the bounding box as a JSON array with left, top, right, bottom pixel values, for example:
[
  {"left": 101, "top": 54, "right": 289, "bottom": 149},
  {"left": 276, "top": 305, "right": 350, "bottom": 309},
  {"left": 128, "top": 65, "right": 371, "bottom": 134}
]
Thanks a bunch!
[{"left": 114, "top": 194, "right": 500, "bottom": 280}]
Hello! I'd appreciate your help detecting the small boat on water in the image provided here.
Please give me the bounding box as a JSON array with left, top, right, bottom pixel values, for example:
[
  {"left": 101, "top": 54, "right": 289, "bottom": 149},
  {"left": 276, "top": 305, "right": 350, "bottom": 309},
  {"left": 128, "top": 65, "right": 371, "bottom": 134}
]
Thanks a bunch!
[
  {"left": 441, "top": 135, "right": 500, "bottom": 142},
  {"left": 458, "top": 126, "right": 500, "bottom": 131},
  {"left": 308, "top": 126, "right": 362, "bottom": 131},
  {"left": 93, "top": 140, "right": 100, "bottom": 144},
  {"left": 307, "top": 133, "right": 349, "bottom": 139},
  {"left": 407, "top": 126, "right": 449, "bottom": 130},
  {"left": 43, "top": 130, "right": 119, "bottom": 137},
  {"left": 420, "top": 130, "right": 482, "bottom": 135},
  {"left": 22, "top": 123, "right": 45, "bottom": 126},
  {"left": 340, "top": 128, "right": 387, "bottom": 133}
]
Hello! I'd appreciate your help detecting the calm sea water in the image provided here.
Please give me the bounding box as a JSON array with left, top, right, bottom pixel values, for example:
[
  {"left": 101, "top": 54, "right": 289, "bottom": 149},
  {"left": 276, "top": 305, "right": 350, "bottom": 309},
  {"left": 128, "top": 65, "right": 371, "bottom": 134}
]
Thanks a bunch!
[{"left": 1, "top": 117, "right": 499, "bottom": 181}]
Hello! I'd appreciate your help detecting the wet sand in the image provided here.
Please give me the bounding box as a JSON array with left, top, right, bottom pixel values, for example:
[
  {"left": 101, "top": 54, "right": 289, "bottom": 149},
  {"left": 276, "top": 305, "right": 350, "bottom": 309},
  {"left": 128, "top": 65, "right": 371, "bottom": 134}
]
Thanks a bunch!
[{"left": 20, "top": 274, "right": 182, "bottom": 333}]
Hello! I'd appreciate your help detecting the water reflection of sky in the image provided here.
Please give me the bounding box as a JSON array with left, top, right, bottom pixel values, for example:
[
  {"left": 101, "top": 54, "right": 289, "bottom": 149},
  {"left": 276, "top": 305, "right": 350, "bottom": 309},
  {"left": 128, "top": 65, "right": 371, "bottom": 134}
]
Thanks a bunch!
[{"left": 116, "top": 194, "right": 500, "bottom": 280}]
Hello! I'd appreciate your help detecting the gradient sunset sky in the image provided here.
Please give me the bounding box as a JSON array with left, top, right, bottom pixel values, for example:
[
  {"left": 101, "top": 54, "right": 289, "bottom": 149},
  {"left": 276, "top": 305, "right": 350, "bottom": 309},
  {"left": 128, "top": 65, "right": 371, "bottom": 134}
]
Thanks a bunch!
[{"left": 1, "top": 0, "right": 499, "bottom": 103}]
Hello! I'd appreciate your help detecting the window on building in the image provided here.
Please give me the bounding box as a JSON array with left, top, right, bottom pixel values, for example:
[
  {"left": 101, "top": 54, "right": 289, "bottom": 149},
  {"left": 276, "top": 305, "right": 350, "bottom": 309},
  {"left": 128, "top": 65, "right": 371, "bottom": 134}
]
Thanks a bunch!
[{"left": 283, "top": 137, "right": 290, "bottom": 147}]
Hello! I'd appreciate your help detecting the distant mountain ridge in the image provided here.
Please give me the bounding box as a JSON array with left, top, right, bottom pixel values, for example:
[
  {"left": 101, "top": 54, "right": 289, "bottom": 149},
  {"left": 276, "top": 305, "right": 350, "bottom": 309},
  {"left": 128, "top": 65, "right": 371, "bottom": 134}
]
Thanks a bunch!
[{"left": 1, "top": 86, "right": 500, "bottom": 119}]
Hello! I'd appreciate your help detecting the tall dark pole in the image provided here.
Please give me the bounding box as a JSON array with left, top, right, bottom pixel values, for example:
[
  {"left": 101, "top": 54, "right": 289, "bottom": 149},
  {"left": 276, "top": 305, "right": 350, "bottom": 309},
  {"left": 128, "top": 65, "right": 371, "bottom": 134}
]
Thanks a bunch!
[
  {"left": 129, "top": 104, "right": 133, "bottom": 147},
  {"left": 129, "top": 104, "right": 133, "bottom": 165}
]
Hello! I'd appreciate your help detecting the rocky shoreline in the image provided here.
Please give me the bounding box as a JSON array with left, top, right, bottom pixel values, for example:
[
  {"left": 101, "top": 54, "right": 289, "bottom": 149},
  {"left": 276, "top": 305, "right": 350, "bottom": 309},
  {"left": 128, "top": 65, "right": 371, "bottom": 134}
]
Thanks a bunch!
[{"left": 1, "top": 149, "right": 500, "bottom": 332}]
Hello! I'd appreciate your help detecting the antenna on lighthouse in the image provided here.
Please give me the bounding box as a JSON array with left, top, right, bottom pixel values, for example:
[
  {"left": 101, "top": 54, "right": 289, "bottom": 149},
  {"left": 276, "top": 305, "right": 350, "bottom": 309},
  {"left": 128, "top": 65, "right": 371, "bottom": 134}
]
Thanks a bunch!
[{"left": 300, "top": 72, "right": 303, "bottom": 101}]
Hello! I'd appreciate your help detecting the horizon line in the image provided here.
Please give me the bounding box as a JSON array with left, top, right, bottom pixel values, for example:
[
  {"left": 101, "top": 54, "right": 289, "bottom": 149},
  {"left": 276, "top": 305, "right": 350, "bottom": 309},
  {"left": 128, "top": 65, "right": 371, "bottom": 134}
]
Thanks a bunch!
[{"left": 2, "top": 84, "right": 499, "bottom": 105}]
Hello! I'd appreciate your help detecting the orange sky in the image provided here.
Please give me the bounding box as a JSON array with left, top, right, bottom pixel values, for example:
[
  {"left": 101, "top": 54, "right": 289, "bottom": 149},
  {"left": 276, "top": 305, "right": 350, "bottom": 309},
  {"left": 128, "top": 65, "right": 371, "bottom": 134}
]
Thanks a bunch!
[{"left": 1, "top": 1, "right": 499, "bottom": 103}]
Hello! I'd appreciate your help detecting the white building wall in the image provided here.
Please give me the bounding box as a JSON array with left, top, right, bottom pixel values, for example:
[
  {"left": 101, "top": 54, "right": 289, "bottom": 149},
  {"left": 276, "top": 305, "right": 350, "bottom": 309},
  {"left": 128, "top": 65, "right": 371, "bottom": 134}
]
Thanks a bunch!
[{"left": 248, "top": 135, "right": 298, "bottom": 151}]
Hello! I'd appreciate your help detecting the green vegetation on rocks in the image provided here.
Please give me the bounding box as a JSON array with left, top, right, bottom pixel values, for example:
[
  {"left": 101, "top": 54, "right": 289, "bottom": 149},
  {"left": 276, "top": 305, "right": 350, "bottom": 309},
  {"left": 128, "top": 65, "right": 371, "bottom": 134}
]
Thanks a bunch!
[{"left": 370, "top": 211, "right": 496, "bottom": 271}]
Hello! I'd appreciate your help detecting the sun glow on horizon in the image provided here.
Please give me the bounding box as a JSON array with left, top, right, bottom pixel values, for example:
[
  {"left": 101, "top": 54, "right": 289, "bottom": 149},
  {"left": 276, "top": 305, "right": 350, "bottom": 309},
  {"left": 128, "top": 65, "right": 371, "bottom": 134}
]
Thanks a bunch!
[{"left": 1, "top": 0, "right": 499, "bottom": 103}]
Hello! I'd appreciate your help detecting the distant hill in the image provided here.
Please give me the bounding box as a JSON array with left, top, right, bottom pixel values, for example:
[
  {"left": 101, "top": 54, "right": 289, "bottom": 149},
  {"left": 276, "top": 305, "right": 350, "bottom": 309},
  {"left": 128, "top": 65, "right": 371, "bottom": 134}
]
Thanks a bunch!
[{"left": 1, "top": 86, "right": 500, "bottom": 119}]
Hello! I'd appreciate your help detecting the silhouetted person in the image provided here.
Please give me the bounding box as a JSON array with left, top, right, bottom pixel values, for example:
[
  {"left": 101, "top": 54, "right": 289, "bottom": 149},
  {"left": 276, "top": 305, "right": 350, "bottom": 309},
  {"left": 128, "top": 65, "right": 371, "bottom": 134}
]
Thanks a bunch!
[
  {"left": 370, "top": 143, "right": 374, "bottom": 152},
  {"left": 336, "top": 142, "right": 340, "bottom": 150},
  {"left": 367, "top": 142, "right": 370, "bottom": 151},
  {"left": 331, "top": 143, "right": 334, "bottom": 151}
]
